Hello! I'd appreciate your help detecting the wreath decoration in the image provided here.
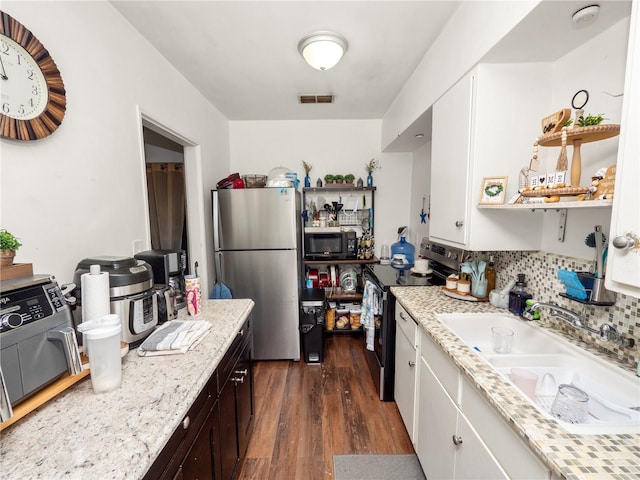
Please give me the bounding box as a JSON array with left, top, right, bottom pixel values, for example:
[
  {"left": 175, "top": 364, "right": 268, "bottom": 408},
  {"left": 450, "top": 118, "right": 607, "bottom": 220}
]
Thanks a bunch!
[{"left": 484, "top": 184, "right": 504, "bottom": 197}]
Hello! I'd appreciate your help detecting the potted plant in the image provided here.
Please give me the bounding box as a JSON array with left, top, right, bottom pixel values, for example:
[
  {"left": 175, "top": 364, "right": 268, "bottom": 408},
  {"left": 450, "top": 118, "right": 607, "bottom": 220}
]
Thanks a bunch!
[
  {"left": 1, "top": 229, "right": 22, "bottom": 267},
  {"left": 324, "top": 174, "right": 335, "bottom": 184},
  {"left": 344, "top": 174, "right": 355, "bottom": 185},
  {"left": 334, "top": 174, "right": 344, "bottom": 183}
]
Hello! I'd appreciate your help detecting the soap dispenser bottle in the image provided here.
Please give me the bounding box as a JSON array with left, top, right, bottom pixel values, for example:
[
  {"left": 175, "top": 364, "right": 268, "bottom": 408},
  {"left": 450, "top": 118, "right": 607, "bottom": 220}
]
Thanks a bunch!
[
  {"left": 508, "top": 273, "right": 532, "bottom": 316},
  {"left": 485, "top": 256, "right": 497, "bottom": 295}
]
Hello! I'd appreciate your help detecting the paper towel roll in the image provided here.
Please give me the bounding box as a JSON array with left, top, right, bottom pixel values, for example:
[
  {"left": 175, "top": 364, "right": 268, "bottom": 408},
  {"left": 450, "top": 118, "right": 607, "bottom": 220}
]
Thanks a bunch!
[{"left": 81, "top": 264, "right": 111, "bottom": 323}]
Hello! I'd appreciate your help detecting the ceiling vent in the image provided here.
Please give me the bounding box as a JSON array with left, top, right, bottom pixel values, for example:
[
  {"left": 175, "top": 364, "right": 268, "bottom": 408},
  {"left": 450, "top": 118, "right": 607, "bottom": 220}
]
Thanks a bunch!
[{"left": 298, "top": 95, "right": 334, "bottom": 104}]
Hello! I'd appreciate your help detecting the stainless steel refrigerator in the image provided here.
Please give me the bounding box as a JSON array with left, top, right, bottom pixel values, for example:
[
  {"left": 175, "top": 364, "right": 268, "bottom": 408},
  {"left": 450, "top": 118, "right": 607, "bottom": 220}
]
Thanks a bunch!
[{"left": 212, "top": 188, "right": 302, "bottom": 360}]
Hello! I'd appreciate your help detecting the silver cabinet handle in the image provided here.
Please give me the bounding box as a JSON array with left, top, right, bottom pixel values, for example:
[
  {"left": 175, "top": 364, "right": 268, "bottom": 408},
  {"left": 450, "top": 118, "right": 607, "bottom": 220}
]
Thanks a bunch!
[
  {"left": 399, "top": 312, "right": 407, "bottom": 321},
  {"left": 408, "top": 361, "right": 416, "bottom": 367},
  {"left": 613, "top": 235, "right": 636, "bottom": 250},
  {"left": 234, "top": 369, "right": 248, "bottom": 376},
  {"left": 455, "top": 221, "right": 464, "bottom": 228},
  {"left": 452, "top": 435, "right": 463, "bottom": 446},
  {"left": 182, "top": 416, "right": 190, "bottom": 430},
  {"left": 238, "top": 328, "right": 244, "bottom": 336},
  {"left": 232, "top": 376, "right": 244, "bottom": 384}
]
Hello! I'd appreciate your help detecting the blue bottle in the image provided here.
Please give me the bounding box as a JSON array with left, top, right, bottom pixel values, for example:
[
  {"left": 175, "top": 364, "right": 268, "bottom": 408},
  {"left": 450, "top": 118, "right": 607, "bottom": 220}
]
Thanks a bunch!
[{"left": 390, "top": 236, "right": 415, "bottom": 265}]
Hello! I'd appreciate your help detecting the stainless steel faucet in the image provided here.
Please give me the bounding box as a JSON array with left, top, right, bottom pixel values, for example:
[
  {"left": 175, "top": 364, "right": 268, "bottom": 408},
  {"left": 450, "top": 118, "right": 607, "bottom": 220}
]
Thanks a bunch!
[
  {"left": 530, "top": 302, "right": 584, "bottom": 329},
  {"left": 529, "top": 302, "right": 635, "bottom": 348}
]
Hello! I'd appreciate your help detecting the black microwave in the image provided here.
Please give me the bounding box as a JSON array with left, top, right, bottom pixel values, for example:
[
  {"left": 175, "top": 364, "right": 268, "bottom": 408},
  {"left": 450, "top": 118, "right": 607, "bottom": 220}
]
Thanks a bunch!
[{"left": 304, "top": 231, "right": 357, "bottom": 260}]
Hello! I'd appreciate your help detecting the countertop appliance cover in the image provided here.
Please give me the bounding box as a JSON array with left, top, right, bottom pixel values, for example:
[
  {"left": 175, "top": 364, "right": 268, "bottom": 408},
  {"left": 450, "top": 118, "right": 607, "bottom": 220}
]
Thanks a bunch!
[{"left": 212, "top": 188, "right": 302, "bottom": 360}]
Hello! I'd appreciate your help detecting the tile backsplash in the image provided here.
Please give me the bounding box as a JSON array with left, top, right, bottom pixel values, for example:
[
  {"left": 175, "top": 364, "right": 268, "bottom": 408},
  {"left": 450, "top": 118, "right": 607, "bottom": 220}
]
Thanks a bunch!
[{"left": 490, "top": 250, "right": 639, "bottom": 370}]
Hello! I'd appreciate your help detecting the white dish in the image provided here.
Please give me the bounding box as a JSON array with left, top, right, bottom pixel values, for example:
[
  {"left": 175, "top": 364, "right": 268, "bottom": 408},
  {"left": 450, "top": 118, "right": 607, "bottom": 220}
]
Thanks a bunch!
[
  {"left": 441, "top": 286, "right": 480, "bottom": 302},
  {"left": 410, "top": 267, "right": 433, "bottom": 276}
]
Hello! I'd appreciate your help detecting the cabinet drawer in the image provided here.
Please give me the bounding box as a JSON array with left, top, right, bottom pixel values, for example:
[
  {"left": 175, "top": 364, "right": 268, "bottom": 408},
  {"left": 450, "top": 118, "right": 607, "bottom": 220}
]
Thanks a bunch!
[
  {"left": 395, "top": 303, "right": 417, "bottom": 345},
  {"left": 217, "top": 318, "right": 252, "bottom": 392}
]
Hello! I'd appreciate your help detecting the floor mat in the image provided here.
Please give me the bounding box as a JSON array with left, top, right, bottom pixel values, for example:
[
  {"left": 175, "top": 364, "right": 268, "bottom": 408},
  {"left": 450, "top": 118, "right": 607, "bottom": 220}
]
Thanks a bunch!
[{"left": 333, "top": 454, "right": 426, "bottom": 480}]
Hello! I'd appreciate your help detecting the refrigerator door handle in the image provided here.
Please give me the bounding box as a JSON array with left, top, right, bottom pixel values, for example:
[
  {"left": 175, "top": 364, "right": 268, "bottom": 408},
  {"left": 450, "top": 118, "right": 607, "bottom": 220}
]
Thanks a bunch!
[
  {"left": 215, "top": 252, "right": 224, "bottom": 283},
  {"left": 212, "top": 190, "right": 221, "bottom": 252}
]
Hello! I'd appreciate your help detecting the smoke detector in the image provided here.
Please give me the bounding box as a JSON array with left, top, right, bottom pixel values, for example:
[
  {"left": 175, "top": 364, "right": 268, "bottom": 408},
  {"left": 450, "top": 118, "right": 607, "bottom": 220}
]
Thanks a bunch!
[{"left": 572, "top": 5, "right": 600, "bottom": 27}]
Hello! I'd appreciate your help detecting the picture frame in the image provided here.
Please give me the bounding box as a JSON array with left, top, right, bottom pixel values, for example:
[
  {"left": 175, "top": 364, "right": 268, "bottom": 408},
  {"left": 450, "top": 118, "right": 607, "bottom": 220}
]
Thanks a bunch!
[{"left": 479, "top": 176, "right": 508, "bottom": 205}]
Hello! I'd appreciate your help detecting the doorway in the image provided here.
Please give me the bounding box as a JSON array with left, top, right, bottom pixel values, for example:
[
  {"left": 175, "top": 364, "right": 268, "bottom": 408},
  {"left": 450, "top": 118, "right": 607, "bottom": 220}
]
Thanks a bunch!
[{"left": 142, "top": 126, "right": 188, "bottom": 254}]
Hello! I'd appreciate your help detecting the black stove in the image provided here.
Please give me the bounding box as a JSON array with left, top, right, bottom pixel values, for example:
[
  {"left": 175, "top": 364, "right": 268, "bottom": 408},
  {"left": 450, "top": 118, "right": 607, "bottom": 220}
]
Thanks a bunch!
[
  {"left": 366, "top": 264, "right": 443, "bottom": 288},
  {"left": 362, "top": 239, "right": 466, "bottom": 401}
]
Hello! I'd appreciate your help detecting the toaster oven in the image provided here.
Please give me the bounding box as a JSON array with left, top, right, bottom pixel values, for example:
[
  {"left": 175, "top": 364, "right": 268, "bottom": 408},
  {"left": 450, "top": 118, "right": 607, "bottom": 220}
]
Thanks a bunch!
[{"left": 304, "top": 230, "right": 357, "bottom": 260}]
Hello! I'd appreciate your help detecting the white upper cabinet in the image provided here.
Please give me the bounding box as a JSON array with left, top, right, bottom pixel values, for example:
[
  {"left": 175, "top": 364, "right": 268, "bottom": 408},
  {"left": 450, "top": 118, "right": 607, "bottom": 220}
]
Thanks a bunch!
[
  {"left": 606, "top": 1, "right": 640, "bottom": 297},
  {"left": 430, "top": 64, "right": 550, "bottom": 250}
]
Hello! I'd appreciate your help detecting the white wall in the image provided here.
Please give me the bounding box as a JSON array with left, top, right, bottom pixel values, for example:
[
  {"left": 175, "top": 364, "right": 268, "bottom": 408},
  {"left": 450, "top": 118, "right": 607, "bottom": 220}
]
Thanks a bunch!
[
  {"left": 229, "top": 120, "right": 413, "bottom": 254},
  {"left": 409, "top": 141, "right": 432, "bottom": 248},
  {"left": 0, "top": 1, "right": 230, "bottom": 291},
  {"left": 537, "top": 18, "right": 630, "bottom": 259},
  {"left": 382, "top": 0, "right": 539, "bottom": 150}
]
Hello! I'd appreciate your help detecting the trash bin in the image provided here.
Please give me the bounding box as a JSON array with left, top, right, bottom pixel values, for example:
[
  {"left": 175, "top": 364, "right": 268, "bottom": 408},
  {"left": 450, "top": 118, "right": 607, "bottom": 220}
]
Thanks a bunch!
[{"left": 300, "top": 288, "right": 325, "bottom": 363}]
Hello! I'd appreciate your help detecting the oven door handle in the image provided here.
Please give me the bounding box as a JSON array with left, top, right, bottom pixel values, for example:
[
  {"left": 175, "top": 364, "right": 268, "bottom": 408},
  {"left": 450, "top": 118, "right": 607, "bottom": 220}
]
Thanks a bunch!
[{"left": 430, "top": 269, "right": 448, "bottom": 282}]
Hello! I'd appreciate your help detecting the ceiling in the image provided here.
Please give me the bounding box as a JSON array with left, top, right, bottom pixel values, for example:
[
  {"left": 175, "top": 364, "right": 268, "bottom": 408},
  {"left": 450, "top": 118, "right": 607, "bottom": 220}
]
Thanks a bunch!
[{"left": 110, "top": 1, "right": 461, "bottom": 121}]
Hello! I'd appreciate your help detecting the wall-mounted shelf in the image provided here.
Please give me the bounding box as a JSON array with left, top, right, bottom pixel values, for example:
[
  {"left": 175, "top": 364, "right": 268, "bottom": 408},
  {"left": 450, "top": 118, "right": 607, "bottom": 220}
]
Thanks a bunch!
[
  {"left": 477, "top": 199, "right": 613, "bottom": 211},
  {"left": 559, "top": 292, "right": 615, "bottom": 307},
  {"left": 303, "top": 186, "right": 376, "bottom": 193}
]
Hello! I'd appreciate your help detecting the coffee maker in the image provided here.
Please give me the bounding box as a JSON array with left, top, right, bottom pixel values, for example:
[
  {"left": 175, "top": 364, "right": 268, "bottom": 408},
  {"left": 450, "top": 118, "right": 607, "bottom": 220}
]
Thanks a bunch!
[{"left": 134, "top": 250, "right": 186, "bottom": 321}]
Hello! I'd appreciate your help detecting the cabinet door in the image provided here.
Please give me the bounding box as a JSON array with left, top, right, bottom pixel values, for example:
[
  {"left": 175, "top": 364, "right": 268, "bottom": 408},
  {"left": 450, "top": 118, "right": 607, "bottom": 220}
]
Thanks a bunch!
[
  {"left": 416, "top": 356, "right": 456, "bottom": 480},
  {"left": 235, "top": 341, "right": 254, "bottom": 461},
  {"left": 607, "top": 0, "right": 640, "bottom": 297},
  {"left": 454, "top": 413, "right": 508, "bottom": 480},
  {"left": 178, "top": 402, "right": 220, "bottom": 480},
  {"left": 430, "top": 71, "right": 475, "bottom": 246},
  {"left": 219, "top": 376, "right": 239, "bottom": 480},
  {"left": 395, "top": 325, "right": 417, "bottom": 442}
]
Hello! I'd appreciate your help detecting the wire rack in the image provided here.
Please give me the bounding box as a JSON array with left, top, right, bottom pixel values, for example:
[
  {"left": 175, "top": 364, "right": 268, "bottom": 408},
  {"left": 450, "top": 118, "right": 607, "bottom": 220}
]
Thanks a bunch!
[{"left": 337, "top": 209, "right": 370, "bottom": 227}]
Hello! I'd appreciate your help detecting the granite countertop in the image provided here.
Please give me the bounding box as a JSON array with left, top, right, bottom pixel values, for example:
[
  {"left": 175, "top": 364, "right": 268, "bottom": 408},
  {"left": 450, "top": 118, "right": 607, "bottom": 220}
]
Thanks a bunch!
[
  {"left": 0, "top": 299, "right": 254, "bottom": 480},
  {"left": 391, "top": 286, "right": 640, "bottom": 480}
]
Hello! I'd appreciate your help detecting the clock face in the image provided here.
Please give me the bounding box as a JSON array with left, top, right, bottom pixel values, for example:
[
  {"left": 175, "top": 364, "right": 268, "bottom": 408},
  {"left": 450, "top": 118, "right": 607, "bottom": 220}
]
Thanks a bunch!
[
  {"left": 0, "top": 11, "right": 66, "bottom": 141},
  {"left": 1, "top": 35, "right": 49, "bottom": 120}
]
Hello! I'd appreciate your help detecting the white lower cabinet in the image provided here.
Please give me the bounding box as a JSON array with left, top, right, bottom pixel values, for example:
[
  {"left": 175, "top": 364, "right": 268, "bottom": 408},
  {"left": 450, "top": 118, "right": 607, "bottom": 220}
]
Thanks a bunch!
[
  {"left": 395, "top": 303, "right": 419, "bottom": 443},
  {"left": 417, "top": 354, "right": 508, "bottom": 480},
  {"left": 414, "top": 327, "right": 550, "bottom": 480}
]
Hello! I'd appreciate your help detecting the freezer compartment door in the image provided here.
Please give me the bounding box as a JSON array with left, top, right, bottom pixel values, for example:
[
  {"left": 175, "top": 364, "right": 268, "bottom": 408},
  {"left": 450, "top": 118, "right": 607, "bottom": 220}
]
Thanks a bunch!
[
  {"left": 219, "top": 249, "right": 301, "bottom": 360},
  {"left": 213, "top": 188, "right": 301, "bottom": 251}
]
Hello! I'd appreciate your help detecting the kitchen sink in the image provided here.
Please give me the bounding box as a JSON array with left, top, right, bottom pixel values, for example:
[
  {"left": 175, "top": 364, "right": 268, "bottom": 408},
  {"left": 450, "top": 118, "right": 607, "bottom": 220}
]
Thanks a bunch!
[{"left": 437, "top": 313, "right": 640, "bottom": 434}]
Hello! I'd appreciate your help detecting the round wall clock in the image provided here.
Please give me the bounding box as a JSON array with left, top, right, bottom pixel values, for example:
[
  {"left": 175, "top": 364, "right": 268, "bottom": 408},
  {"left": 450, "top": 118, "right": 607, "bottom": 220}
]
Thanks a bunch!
[{"left": 0, "top": 10, "right": 66, "bottom": 141}]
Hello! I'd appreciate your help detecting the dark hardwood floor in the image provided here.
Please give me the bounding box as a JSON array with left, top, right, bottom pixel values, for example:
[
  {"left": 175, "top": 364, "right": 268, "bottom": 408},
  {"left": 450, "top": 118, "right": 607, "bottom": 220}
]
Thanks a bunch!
[{"left": 238, "top": 334, "right": 414, "bottom": 480}]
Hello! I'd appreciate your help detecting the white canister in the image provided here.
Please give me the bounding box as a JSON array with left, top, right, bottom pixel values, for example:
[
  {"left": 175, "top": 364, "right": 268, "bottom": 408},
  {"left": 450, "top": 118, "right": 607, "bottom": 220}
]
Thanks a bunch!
[{"left": 86, "top": 324, "right": 122, "bottom": 394}]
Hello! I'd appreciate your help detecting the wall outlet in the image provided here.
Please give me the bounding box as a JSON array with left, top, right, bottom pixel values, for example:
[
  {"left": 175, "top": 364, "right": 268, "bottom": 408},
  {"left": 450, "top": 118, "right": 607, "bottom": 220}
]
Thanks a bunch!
[{"left": 132, "top": 239, "right": 143, "bottom": 255}]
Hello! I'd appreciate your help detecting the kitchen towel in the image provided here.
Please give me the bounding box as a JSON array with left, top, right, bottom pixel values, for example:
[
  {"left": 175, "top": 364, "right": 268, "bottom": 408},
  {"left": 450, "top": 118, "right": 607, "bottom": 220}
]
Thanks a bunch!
[
  {"left": 138, "top": 320, "right": 211, "bottom": 356},
  {"left": 81, "top": 264, "right": 111, "bottom": 323},
  {"left": 361, "top": 280, "right": 378, "bottom": 351}
]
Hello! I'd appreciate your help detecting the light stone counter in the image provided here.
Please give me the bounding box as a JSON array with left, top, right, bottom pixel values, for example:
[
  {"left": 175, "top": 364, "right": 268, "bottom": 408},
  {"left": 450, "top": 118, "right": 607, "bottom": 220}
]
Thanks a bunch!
[
  {"left": 391, "top": 286, "right": 640, "bottom": 480},
  {"left": 0, "top": 299, "right": 254, "bottom": 480}
]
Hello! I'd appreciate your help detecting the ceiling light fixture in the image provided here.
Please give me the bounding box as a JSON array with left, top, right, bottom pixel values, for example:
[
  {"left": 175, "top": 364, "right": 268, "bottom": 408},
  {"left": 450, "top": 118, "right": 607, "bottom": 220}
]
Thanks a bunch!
[
  {"left": 298, "top": 31, "right": 348, "bottom": 71},
  {"left": 572, "top": 4, "right": 600, "bottom": 27}
]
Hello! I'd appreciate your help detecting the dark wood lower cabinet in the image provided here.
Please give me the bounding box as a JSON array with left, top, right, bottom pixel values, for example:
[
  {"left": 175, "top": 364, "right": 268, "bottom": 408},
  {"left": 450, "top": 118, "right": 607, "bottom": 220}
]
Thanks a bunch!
[
  {"left": 144, "top": 318, "right": 253, "bottom": 480},
  {"left": 174, "top": 401, "right": 220, "bottom": 480}
]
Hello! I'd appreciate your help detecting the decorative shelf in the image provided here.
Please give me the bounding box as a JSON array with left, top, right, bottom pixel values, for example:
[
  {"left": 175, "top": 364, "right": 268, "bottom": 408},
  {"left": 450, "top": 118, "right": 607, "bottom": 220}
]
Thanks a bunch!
[
  {"left": 537, "top": 124, "right": 620, "bottom": 186},
  {"left": 519, "top": 186, "right": 589, "bottom": 198},
  {"left": 477, "top": 199, "right": 613, "bottom": 210},
  {"left": 537, "top": 124, "right": 620, "bottom": 147}
]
